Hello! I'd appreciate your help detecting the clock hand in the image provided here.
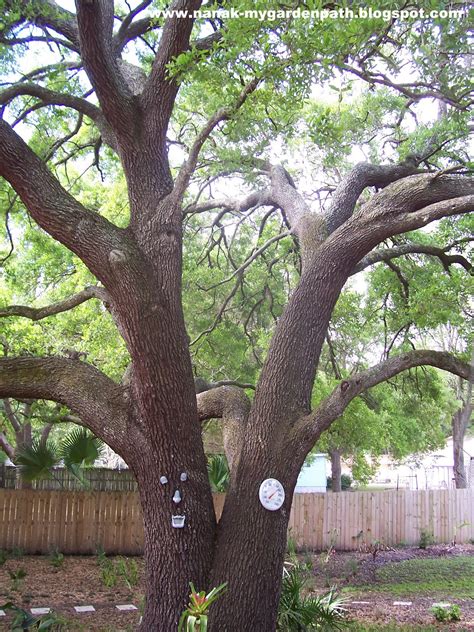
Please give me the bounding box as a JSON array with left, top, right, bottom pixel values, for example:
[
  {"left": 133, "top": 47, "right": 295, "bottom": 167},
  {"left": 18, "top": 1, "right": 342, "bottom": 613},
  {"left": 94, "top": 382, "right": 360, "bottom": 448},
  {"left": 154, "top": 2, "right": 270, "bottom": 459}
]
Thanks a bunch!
[{"left": 268, "top": 490, "right": 277, "bottom": 499}]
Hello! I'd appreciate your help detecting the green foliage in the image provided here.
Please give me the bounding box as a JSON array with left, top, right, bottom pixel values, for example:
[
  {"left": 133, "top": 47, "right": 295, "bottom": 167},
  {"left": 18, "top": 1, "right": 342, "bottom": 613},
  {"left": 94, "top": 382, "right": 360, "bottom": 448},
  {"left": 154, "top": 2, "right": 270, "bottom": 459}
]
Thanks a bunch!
[
  {"left": 48, "top": 550, "right": 64, "bottom": 569},
  {"left": 115, "top": 557, "right": 139, "bottom": 590},
  {"left": 278, "top": 565, "right": 347, "bottom": 631},
  {"left": 14, "top": 428, "right": 103, "bottom": 487},
  {"left": 430, "top": 604, "right": 461, "bottom": 622},
  {"left": 8, "top": 567, "right": 27, "bottom": 591},
  {"left": 418, "top": 529, "right": 435, "bottom": 550},
  {"left": 0, "top": 602, "right": 65, "bottom": 630},
  {"left": 178, "top": 582, "right": 227, "bottom": 632},
  {"left": 327, "top": 475, "right": 352, "bottom": 491},
  {"left": 0, "top": 549, "right": 8, "bottom": 566},
  {"left": 15, "top": 440, "right": 58, "bottom": 483},
  {"left": 207, "top": 455, "right": 230, "bottom": 492},
  {"left": 99, "top": 559, "right": 118, "bottom": 588},
  {"left": 58, "top": 428, "right": 103, "bottom": 487}
]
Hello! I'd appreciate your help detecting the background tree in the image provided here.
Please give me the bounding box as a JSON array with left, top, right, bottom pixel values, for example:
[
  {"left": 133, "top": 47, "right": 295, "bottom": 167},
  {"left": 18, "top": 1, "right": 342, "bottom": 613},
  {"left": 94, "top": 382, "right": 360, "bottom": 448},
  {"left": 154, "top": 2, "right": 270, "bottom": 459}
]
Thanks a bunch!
[{"left": 0, "top": 2, "right": 473, "bottom": 630}]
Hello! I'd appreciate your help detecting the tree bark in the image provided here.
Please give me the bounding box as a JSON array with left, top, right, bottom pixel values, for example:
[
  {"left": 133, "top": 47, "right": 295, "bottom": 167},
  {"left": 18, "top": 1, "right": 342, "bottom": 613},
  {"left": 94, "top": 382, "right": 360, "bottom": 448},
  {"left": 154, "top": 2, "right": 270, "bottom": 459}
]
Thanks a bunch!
[
  {"left": 452, "top": 377, "right": 473, "bottom": 489},
  {"left": 330, "top": 448, "right": 342, "bottom": 492}
]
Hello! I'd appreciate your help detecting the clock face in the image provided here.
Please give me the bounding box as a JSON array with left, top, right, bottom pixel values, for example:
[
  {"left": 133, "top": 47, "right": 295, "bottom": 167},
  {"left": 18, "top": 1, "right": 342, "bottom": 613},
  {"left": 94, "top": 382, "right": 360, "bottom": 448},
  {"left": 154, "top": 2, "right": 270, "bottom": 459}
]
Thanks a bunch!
[{"left": 259, "top": 478, "right": 285, "bottom": 511}]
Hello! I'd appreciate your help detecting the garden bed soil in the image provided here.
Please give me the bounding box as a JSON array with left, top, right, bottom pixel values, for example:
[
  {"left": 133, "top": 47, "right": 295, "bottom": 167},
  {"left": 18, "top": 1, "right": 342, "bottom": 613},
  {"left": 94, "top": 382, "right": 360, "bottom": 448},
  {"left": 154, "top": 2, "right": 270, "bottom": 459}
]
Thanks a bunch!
[{"left": 0, "top": 545, "right": 473, "bottom": 630}]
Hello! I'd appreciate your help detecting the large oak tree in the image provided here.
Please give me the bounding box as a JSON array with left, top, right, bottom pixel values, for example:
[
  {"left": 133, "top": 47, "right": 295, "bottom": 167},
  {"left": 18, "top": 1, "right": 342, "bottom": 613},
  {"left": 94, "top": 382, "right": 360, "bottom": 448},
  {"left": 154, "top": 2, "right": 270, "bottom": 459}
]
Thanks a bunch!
[{"left": 0, "top": 1, "right": 472, "bottom": 629}]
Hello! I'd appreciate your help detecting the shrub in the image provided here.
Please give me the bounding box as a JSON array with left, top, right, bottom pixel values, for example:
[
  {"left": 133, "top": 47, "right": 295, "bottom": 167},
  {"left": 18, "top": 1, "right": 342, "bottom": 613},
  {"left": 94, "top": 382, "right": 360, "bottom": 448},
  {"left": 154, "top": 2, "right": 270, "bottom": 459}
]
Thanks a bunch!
[
  {"left": 419, "top": 529, "right": 435, "bottom": 549},
  {"left": 431, "top": 604, "right": 461, "bottom": 622},
  {"left": 48, "top": 550, "right": 64, "bottom": 568},
  {"left": 326, "top": 475, "right": 352, "bottom": 491}
]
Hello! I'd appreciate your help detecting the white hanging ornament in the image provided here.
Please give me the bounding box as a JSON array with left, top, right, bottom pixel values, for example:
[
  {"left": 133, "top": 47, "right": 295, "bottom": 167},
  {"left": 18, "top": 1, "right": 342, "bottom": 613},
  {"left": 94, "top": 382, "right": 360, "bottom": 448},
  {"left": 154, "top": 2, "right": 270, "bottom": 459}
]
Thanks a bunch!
[
  {"left": 160, "top": 476, "right": 168, "bottom": 485},
  {"left": 172, "top": 490, "right": 181, "bottom": 504},
  {"left": 180, "top": 472, "right": 188, "bottom": 482},
  {"left": 172, "top": 515, "right": 185, "bottom": 528}
]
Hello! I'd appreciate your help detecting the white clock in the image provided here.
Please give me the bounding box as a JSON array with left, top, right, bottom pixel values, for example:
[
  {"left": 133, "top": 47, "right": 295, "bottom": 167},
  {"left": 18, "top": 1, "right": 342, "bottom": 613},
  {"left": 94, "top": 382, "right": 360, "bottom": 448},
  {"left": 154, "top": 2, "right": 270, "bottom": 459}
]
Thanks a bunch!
[{"left": 259, "top": 478, "right": 285, "bottom": 511}]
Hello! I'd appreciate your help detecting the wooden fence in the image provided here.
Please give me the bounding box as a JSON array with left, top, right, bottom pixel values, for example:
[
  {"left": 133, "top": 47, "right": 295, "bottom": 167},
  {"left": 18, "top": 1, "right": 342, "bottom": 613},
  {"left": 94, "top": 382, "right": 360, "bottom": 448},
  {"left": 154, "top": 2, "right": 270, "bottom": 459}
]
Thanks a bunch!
[
  {"left": 0, "top": 489, "right": 473, "bottom": 554},
  {"left": 0, "top": 465, "right": 138, "bottom": 491}
]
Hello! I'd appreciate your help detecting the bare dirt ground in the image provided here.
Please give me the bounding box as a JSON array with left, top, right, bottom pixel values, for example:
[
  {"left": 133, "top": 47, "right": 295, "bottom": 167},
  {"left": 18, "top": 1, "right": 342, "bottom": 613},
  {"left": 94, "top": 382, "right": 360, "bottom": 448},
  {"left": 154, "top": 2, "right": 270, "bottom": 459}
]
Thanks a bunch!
[{"left": 0, "top": 555, "right": 144, "bottom": 630}]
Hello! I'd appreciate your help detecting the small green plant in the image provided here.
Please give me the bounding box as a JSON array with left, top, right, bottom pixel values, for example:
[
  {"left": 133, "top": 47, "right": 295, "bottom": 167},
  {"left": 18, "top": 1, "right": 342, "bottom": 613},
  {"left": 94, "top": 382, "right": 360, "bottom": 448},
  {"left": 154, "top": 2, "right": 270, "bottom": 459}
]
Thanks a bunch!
[
  {"left": 100, "top": 559, "right": 118, "bottom": 588},
  {"left": 9, "top": 568, "right": 27, "bottom": 591},
  {"left": 278, "top": 564, "right": 348, "bottom": 631},
  {"left": 116, "top": 557, "right": 139, "bottom": 589},
  {"left": 10, "top": 547, "right": 24, "bottom": 559},
  {"left": 95, "top": 545, "right": 107, "bottom": 566},
  {"left": 48, "top": 550, "right": 64, "bottom": 569},
  {"left": 1, "top": 602, "right": 66, "bottom": 630},
  {"left": 0, "top": 549, "right": 8, "bottom": 566},
  {"left": 178, "top": 582, "right": 227, "bottom": 631},
  {"left": 419, "top": 529, "right": 435, "bottom": 549},
  {"left": 343, "top": 557, "right": 358, "bottom": 578},
  {"left": 431, "top": 604, "right": 461, "bottom": 622}
]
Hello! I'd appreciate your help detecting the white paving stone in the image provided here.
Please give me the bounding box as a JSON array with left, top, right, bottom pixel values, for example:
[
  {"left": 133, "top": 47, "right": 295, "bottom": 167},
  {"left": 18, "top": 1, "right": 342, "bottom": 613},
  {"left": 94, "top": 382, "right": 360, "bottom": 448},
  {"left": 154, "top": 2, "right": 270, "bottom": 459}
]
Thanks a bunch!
[
  {"left": 432, "top": 602, "right": 451, "bottom": 608},
  {"left": 351, "top": 601, "right": 371, "bottom": 605},
  {"left": 0, "top": 609, "right": 5, "bottom": 617},
  {"left": 31, "top": 608, "right": 51, "bottom": 615},
  {"left": 74, "top": 605, "right": 96, "bottom": 613},
  {"left": 116, "top": 604, "right": 138, "bottom": 611},
  {"left": 393, "top": 601, "right": 412, "bottom": 606}
]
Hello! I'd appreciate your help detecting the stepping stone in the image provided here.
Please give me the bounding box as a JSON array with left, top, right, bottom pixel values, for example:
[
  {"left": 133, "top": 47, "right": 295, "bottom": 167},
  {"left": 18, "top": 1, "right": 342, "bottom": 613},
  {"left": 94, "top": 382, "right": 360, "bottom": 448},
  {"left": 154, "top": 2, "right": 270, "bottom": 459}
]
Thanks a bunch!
[
  {"left": 31, "top": 608, "right": 51, "bottom": 615},
  {"left": 351, "top": 601, "right": 371, "bottom": 605},
  {"left": 0, "top": 610, "right": 5, "bottom": 617},
  {"left": 74, "top": 605, "right": 96, "bottom": 613},
  {"left": 116, "top": 604, "right": 138, "bottom": 611},
  {"left": 393, "top": 601, "right": 412, "bottom": 606},
  {"left": 432, "top": 602, "right": 451, "bottom": 608}
]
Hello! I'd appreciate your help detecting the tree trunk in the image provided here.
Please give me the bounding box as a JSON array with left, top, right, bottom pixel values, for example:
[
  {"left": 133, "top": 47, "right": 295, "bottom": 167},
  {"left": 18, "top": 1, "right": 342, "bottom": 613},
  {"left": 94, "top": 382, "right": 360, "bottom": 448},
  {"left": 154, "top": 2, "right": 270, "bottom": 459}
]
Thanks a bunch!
[
  {"left": 330, "top": 448, "right": 342, "bottom": 492},
  {"left": 452, "top": 409, "right": 468, "bottom": 489},
  {"left": 134, "top": 440, "right": 216, "bottom": 630},
  {"left": 452, "top": 376, "right": 472, "bottom": 490},
  {"left": 208, "top": 484, "right": 291, "bottom": 631}
]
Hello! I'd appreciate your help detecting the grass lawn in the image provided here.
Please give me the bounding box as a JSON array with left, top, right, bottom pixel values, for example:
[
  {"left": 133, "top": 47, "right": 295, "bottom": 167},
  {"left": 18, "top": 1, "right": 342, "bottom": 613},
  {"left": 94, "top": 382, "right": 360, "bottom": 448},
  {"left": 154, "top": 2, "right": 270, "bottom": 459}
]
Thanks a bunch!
[{"left": 345, "top": 556, "right": 474, "bottom": 598}]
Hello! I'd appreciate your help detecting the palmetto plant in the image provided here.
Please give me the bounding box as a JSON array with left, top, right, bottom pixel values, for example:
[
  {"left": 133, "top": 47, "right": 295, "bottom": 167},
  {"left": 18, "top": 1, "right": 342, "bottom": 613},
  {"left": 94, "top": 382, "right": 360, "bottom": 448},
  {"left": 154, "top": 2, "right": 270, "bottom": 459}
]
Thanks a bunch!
[
  {"left": 207, "top": 454, "right": 230, "bottom": 493},
  {"left": 15, "top": 428, "right": 103, "bottom": 487},
  {"left": 278, "top": 565, "right": 348, "bottom": 631}
]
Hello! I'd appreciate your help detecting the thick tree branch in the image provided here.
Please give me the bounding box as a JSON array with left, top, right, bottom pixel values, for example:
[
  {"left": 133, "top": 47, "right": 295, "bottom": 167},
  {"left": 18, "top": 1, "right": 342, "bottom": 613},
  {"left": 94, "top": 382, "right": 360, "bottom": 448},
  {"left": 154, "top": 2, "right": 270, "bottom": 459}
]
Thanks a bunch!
[
  {"left": 141, "top": 0, "right": 203, "bottom": 132},
  {"left": 294, "top": 350, "right": 472, "bottom": 449},
  {"left": 197, "top": 385, "right": 250, "bottom": 471},
  {"left": 2, "top": 399, "right": 21, "bottom": 432},
  {"left": 0, "top": 430, "right": 15, "bottom": 460},
  {"left": 0, "top": 356, "right": 134, "bottom": 455},
  {"left": 334, "top": 174, "right": 474, "bottom": 259},
  {"left": 184, "top": 189, "right": 273, "bottom": 216},
  {"left": 353, "top": 241, "right": 473, "bottom": 275},
  {"left": 75, "top": 0, "right": 135, "bottom": 136},
  {"left": 325, "top": 161, "right": 422, "bottom": 235},
  {"left": 0, "top": 286, "right": 109, "bottom": 321},
  {"left": 0, "top": 83, "right": 116, "bottom": 148},
  {"left": 0, "top": 120, "right": 132, "bottom": 282}
]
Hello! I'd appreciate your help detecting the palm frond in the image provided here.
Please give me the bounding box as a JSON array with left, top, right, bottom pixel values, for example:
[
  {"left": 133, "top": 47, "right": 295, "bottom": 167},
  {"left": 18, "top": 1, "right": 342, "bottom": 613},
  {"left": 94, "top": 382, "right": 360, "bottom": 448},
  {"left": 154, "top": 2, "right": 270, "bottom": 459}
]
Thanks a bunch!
[{"left": 15, "top": 439, "right": 59, "bottom": 482}]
